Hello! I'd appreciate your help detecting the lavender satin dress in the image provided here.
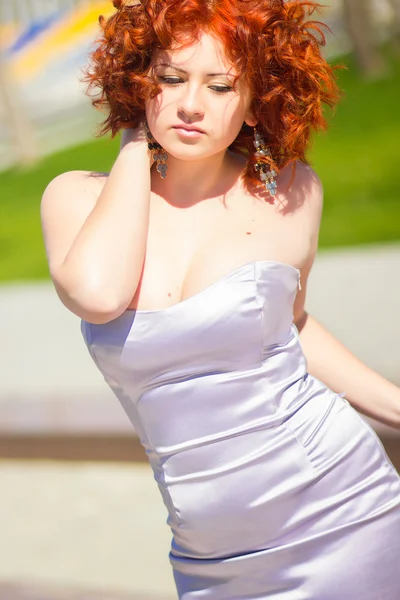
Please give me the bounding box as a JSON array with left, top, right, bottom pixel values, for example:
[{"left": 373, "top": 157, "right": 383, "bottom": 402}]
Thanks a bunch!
[{"left": 81, "top": 261, "right": 400, "bottom": 599}]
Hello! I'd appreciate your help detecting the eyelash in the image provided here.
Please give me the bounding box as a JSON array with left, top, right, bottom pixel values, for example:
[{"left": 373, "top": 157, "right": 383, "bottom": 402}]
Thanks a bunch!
[{"left": 156, "top": 76, "right": 233, "bottom": 94}]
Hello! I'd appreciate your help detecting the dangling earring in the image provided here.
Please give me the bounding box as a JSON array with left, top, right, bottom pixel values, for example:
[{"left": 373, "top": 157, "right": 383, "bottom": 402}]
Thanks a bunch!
[
  {"left": 253, "top": 127, "right": 277, "bottom": 197},
  {"left": 144, "top": 121, "right": 168, "bottom": 179}
]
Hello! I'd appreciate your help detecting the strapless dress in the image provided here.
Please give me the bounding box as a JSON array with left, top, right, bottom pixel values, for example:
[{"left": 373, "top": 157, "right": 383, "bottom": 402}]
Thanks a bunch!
[{"left": 81, "top": 261, "right": 400, "bottom": 599}]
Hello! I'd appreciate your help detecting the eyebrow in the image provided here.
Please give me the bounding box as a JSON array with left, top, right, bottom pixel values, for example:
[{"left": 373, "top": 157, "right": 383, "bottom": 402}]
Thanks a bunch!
[{"left": 155, "top": 62, "right": 233, "bottom": 77}]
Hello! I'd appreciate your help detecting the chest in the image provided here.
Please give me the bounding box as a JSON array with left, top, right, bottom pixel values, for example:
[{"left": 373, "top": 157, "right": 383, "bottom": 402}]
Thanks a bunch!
[{"left": 128, "top": 191, "right": 312, "bottom": 312}]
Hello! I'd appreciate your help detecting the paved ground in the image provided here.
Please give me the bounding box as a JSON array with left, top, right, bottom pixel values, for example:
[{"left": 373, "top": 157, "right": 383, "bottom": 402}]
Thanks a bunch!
[
  {"left": 0, "top": 462, "right": 177, "bottom": 598},
  {"left": 0, "top": 582, "right": 174, "bottom": 600}
]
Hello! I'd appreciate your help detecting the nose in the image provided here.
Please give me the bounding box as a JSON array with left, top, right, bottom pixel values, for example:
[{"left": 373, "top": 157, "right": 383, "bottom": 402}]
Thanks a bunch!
[{"left": 177, "top": 83, "right": 204, "bottom": 121}]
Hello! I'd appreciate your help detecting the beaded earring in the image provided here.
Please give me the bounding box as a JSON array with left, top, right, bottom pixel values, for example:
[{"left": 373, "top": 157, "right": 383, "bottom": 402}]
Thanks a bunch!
[
  {"left": 253, "top": 127, "right": 277, "bottom": 197},
  {"left": 144, "top": 122, "right": 168, "bottom": 179}
]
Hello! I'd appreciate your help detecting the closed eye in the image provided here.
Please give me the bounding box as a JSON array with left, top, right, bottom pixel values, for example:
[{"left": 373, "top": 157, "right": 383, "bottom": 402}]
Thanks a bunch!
[
  {"left": 157, "top": 76, "right": 183, "bottom": 85},
  {"left": 156, "top": 76, "right": 233, "bottom": 93}
]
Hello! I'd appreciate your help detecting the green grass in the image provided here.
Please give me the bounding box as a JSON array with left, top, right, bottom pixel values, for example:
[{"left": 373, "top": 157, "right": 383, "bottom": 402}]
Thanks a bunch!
[
  {"left": 311, "top": 49, "right": 400, "bottom": 247},
  {"left": 1, "top": 135, "right": 120, "bottom": 281},
  {"left": 1, "top": 49, "right": 400, "bottom": 282}
]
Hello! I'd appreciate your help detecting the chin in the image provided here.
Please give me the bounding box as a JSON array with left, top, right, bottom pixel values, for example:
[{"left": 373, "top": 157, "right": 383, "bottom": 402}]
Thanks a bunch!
[
  {"left": 168, "top": 149, "right": 221, "bottom": 162},
  {"left": 165, "top": 138, "right": 230, "bottom": 161}
]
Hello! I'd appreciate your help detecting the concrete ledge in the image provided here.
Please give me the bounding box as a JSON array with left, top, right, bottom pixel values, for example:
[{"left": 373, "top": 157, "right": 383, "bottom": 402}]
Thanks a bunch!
[{"left": 0, "top": 433, "right": 147, "bottom": 462}]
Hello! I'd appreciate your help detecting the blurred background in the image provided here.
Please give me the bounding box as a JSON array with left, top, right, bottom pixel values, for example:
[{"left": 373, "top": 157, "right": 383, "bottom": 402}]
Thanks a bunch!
[{"left": 0, "top": 0, "right": 399, "bottom": 598}]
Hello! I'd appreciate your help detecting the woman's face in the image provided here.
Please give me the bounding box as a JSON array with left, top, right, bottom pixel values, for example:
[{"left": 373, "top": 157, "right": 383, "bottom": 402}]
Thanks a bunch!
[{"left": 145, "top": 31, "right": 256, "bottom": 161}]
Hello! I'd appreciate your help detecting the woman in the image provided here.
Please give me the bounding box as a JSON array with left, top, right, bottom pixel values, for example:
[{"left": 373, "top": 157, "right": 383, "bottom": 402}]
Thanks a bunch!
[{"left": 41, "top": 0, "right": 400, "bottom": 597}]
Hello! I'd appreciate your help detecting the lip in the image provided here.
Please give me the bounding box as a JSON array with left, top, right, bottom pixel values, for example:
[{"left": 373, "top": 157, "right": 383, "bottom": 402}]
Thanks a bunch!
[{"left": 172, "top": 124, "right": 205, "bottom": 134}]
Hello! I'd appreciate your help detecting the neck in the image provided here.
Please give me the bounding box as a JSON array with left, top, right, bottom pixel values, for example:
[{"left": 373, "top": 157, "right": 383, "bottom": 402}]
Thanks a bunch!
[{"left": 150, "top": 149, "right": 245, "bottom": 207}]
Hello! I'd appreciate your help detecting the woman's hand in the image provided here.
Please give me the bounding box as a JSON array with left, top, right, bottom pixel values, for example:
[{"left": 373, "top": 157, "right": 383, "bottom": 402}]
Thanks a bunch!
[{"left": 120, "top": 123, "right": 154, "bottom": 167}]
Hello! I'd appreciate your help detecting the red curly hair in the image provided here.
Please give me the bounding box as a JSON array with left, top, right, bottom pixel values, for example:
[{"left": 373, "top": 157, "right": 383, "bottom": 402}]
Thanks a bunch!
[{"left": 83, "top": 0, "right": 341, "bottom": 189}]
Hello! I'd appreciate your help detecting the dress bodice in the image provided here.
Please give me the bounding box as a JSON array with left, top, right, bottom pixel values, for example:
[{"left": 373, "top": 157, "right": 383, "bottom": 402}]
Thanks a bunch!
[
  {"left": 81, "top": 260, "right": 310, "bottom": 448},
  {"left": 81, "top": 261, "right": 301, "bottom": 381}
]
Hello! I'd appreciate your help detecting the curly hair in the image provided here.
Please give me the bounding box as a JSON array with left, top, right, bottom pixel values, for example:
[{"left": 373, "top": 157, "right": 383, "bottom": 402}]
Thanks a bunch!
[{"left": 83, "top": 0, "right": 341, "bottom": 189}]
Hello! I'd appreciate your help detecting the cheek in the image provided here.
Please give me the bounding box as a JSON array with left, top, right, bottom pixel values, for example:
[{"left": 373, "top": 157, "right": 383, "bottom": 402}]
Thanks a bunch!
[
  {"left": 215, "top": 100, "right": 248, "bottom": 137},
  {"left": 145, "top": 91, "right": 180, "bottom": 139},
  {"left": 145, "top": 95, "right": 163, "bottom": 125}
]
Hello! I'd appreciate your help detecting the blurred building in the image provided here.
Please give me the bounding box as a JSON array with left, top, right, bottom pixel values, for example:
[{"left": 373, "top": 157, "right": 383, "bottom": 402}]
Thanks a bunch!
[{"left": 0, "top": 1, "right": 115, "bottom": 168}]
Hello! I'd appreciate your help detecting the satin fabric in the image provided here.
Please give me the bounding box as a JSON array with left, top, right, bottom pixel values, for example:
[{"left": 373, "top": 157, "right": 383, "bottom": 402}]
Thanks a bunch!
[{"left": 81, "top": 261, "right": 400, "bottom": 599}]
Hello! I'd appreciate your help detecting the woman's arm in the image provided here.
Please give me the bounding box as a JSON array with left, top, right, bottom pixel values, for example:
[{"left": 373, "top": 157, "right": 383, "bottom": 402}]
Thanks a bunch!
[
  {"left": 292, "top": 168, "right": 400, "bottom": 429},
  {"left": 41, "top": 125, "right": 151, "bottom": 324},
  {"left": 295, "top": 309, "right": 400, "bottom": 429}
]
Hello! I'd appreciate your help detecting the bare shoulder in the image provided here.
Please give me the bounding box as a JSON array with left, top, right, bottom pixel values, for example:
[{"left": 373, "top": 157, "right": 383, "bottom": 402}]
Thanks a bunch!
[
  {"left": 42, "top": 169, "right": 108, "bottom": 204},
  {"left": 267, "top": 161, "right": 324, "bottom": 231},
  {"left": 288, "top": 162, "right": 323, "bottom": 215},
  {"left": 294, "top": 161, "right": 322, "bottom": 195},
  {"left": 41, "top": 170, "right": 109, "bottom": 273},
  {"left": 41, "top": 169, "right": 109, "bottom": 238}
]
